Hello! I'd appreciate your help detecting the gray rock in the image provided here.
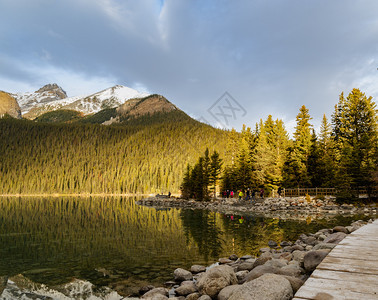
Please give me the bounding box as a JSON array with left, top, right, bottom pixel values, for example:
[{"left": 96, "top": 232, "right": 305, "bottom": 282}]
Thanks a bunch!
[
  {"left": 198, "top": 295, "right": 212, "bottom": 300},
  {"left": 229, "top": 274, "right": 293, "bottom": 300},
  {"left": 333, "top": 226, "right": 348, "bottom": 234},
  {"left": 277, "top": 265, "right": 302, "bottom": 277},
  {"left": 303, "top": 236, "right": 317, "bottom": 246},
  {"left": 318, "top": 234, "right": 327, "bottom": 241},
  {"left": 282, "top": 275, "right": 304, "bottom": 293},
  {"left": 268, "top": 240, "right": 278, "bottom": 248},
  {"left": 240, "top": 255, "right": 253, "bottom": 260},
  {"left": 280, "top": 241, "right": 292, "bottom": 247},
  {"left": 312, "top": 243, "right": 337, "bottom": 251},
  {"left": 141, "top": 287, "right": 169, "bottom": 299},
  {"left": 252, "top": 251, "right": 272, "bottom": 268},
  {"left": 282, "top": 246, "right": 293, "bottom": 252},
  {"left": 259, "top": 247, "right": 271, "bottom": 253},
  {"left": 323, "top": 232, "right": 347, "bottom": 244},
  {"left": 292, "top": 250, "right": 306, "bottom": 264},
  {"left": 264, "top": 259, "right": 287, "bottom": 269},
  {"left": 219, "top": 257, "right": 233, "bottom": 264},
  {"left": 186, "top": 292, "right": 200, "bottom": 300},
  {"left": 237, "top": 261, "right": 255, "bottom": 272},
  {"left": 243, "top": 265, "right": 278, "bottom": 282},
  {"left": 303, "top": 250, "right": 329, "bottom": 272},
  {"left": 174, "top": 268, "right": 193, "bottom": 282},
  {"left": 291, "top": 244, "right": 304, "bottom": 251},
  {"left": 305, "top": 245, "right": 313, "bottom": 251},
  {"left": 175, "top": 281, "right": 197, "bottom": 296},
  {"left": 279, "top": 252, "right": 293, "bottom": 261},
  {"left": 191, "top": 265, "right": 206, "bottom": 274},
  {"left": 229, "top": 254, "right": 238, "bottom": 261},
  {"left": 218, "top": 285, "right": 240, "bottom": 300},
  {"left": 196, "top": 265, "right": 237, "bottom": 298},
  {"left": 235, "top": 270, "right": 249, "bottom": 283},
  {"left": 139, "top": 285, "right": 155, "bottom": 295}
]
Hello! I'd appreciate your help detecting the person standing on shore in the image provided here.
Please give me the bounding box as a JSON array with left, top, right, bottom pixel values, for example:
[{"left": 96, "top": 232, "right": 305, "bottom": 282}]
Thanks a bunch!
[
  {"left": 260, "top": 188, "right": 264, "bottom": 199},
  {"left": 238, "top": 190, "right": 244, "bottom": 200}
]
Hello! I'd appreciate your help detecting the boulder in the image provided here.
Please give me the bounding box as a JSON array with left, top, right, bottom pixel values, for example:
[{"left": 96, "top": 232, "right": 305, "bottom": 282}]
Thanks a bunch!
[
  {"left": 240, "top": 255, "right": 254, "bottom": 260},
  {"left": 264, "top": 259, "right": 287, "bottom": 269},
  {"left": 268, "top": 240, "right": 278, "bottom": 248},
  {"left": 292, "top": 250, "right": 306, "bottom": 264},
  {"left": 303, "top": 250, "right": 328, "bottom": 272},
  {"left": 303, "top": 236, "right": 317, "bottom": 246},
  {"left": 282, "top": 275, "right": 304, "bottom": 293},
  {"left": 277, "top": 265, "right": 302, "bottom": 277},
  {"left": 333, "top": 226, "right": 348, "bottom": 234},
  {"left": 218, "top": 285, "right": 240, "bottom": 300},
  {"left": 323, "top": 232, "right": 347, "bottom": 244},
  {"left": 139, "top": 285, "right": 155, "bottom": 295},
  {"left": 280, "top": 241, "right": 292, "bottom": 247},
  {"left": 186, "top": 292, "right": 200, "bottom": 300},
  {"left": 312, "top": 243, "right": 337, "bottom": 251},
  {"left": 219, "top": 258, "right": 233, "bottom": 264},
  {"left": 198, "top": 295, "right": 212, "bottom": 300},
  {"left": 229, "top": 274, "right": 293, "bottom": 300},
  {"left": 229, "top": 254, "right": 238, "bottom": 261},
  {"left": 175, "top": 281, "right": 197, "bottom": 296},
  {"left": 279, "top": 252, "right": 293, "bottom": 261},
  {"left": 237, "top": 261, "right": 255, "bottom": 272},
  {"left": 141, "top": 287, "right": 169, "bottom": 299},
  {"left": 174, "top": 268, "right": 193, "bottom": 282},
  {"left": 252, "top": 252, "right": 272, "bottom": 268},
  {"left": 291, "top": 245, "right": 304, "bottom": 251},
  {"left": 235, "top": 270, "right": 249, "bottom": 283},
  {"left": 243, "top": 265, "right": 277, "bottom": 282},
  {"left": 191, "top": 265, "right": 206, "bottom": 274},
  {"left": 196, "top": 265, "right": 237, "bottom": 298}
]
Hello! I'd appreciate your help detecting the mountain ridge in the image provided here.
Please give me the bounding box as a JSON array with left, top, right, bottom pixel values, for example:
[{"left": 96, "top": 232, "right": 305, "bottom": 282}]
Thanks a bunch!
[{"left": 12, "top": 84, "right": 150, "bottom": 119}]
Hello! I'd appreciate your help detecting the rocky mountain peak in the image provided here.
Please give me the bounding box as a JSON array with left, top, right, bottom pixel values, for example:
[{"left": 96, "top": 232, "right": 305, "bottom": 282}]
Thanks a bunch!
[
  {"left": 0, "top": 91, "right": 22, "bottom": 119},
  {"left": 36, "top": 83, "right": 67, "bottom": 99}
]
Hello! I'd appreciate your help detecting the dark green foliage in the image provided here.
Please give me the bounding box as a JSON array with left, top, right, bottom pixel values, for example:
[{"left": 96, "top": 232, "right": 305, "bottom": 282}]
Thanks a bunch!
[
  {"left": 180, "top": 148, "right": 222, "bottom": 201},
  {"left": 76, "top": 108, "right": 117, "bottom": 124},
  {"left": 34, "top": 110, "right": 82, "bottom": 123},
  {"left": 0, "top": 115, "right": 228, "bottom": 195}
]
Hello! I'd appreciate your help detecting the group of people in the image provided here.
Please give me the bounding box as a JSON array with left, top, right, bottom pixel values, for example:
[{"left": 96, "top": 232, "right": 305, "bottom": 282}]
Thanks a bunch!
[
  {"left": 222, "top": 188, "right": 265, "bottom": 201},
  {"left": 222, "top": 187, "right": 283, "bottom": 201}
]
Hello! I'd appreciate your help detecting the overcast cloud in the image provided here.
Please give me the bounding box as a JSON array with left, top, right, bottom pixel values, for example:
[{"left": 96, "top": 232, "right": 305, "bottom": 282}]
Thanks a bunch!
[{"left": 1, "top": 0, "right": 377, "bottom": 133}]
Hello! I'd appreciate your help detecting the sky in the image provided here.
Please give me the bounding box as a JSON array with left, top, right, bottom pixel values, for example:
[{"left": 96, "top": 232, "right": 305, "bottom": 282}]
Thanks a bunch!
[{"left": 1, "top": 0, "right": 378, "bottom": 134}]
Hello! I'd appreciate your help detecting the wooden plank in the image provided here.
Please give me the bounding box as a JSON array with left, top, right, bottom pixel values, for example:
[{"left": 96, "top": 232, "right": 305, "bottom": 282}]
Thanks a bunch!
[
  {"left": 311, "top": 269, "right": 378, "bottom": 285},
  {"left": 301, "top": 276, "right": 378, "bottom": 295},
  {"left": 294, "top": 221, "right": 378, "bottom": 299},
  {"left": 295, "top": 285, "right": 378, "bottom": 300},
  {"left": 318, "top": 263, "right": 378, "bottom": 275}
]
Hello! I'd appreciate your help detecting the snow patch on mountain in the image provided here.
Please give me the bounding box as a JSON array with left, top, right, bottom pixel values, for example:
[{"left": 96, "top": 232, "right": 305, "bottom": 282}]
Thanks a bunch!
[{"left": 13, "top": 84, "right": 150, "bottom": 119}]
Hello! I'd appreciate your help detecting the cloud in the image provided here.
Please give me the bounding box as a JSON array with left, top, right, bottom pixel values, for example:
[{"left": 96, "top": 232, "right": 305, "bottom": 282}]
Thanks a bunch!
[{"left": 1, "top": 0, "right": 377, "bottom": 134}]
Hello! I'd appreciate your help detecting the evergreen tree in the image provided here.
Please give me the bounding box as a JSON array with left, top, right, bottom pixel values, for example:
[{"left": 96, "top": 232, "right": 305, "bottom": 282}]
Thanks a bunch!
[
  {"left": 332, "top": 89, "right": 378, "bottom": 199},
  {"left": 209, "top": 151, "right": 223, "bottom": 198},
  {"left": 284, "top": 105, "right": 313, "bottom": 187}
]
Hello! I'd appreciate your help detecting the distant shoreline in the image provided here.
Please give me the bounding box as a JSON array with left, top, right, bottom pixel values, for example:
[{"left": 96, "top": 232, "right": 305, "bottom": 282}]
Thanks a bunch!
[{"left": 0, "top": 193, "right": 152, "bottom": 197}]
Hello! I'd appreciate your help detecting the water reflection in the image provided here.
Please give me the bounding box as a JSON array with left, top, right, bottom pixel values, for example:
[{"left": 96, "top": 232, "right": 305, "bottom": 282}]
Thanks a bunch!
[{"left": 0, "top": 197, "right": 372, "bottom": 296}]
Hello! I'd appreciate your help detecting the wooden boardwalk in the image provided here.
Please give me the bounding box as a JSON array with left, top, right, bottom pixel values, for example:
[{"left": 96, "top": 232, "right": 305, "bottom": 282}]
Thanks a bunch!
[{"left": 293, "top": 219, "right": 378, "bottom": 300}]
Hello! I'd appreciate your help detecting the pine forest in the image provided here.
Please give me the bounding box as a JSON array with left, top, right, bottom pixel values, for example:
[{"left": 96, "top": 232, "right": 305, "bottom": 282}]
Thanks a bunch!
[{"left": 1, "top": 89, "right": 377, "bottom": 201}]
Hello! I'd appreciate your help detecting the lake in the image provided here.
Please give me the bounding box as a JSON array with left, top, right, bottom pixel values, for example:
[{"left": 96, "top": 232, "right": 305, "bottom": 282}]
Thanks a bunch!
[{"left": 0, "top": 196, "right": 372, "bottom": 298}]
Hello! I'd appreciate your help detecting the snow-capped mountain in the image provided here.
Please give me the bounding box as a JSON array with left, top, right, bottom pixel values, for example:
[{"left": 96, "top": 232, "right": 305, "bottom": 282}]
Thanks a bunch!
[{"left": 13, "top": 84, "right": 150, "bottom": 119}]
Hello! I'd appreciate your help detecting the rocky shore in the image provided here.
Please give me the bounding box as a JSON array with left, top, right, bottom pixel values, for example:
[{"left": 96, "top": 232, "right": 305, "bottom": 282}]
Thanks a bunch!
[
  {"left": 137, "top": 196, "right": 377, "bottom": 219},
  {"left": 132, "top": 219, "right": 375, "bottom": 300}
]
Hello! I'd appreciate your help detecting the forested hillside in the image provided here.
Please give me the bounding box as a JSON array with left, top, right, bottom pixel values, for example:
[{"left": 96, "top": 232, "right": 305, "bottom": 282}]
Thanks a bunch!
[{"left": 0, "top": 111, "right": 229, "bottom": 194}]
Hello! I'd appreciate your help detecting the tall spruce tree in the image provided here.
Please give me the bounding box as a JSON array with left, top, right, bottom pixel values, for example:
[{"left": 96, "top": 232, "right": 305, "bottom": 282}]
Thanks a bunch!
[
  {"left": 284, "top": 105, "right": 313, "bottom": 187},
  {"left": 332, "top": 89, "right": 378, "bottom": 199}
]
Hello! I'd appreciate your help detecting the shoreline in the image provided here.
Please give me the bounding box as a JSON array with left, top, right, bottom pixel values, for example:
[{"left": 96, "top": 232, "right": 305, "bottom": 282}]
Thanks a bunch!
[
  {"left": 0, "top": 193, "right": 150, "bottom": 197},
  {"left": 137, "top": 196, "right": 377, "bottom": 220},
  {"left": 130, "top": 218, "right": 377, "bottom": 299}
]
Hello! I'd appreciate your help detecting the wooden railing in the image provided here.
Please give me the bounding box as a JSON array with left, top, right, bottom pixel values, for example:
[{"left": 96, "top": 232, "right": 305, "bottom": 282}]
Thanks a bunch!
[{"left": 283, "top": 187, "right": 376, "bottom": 197}]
